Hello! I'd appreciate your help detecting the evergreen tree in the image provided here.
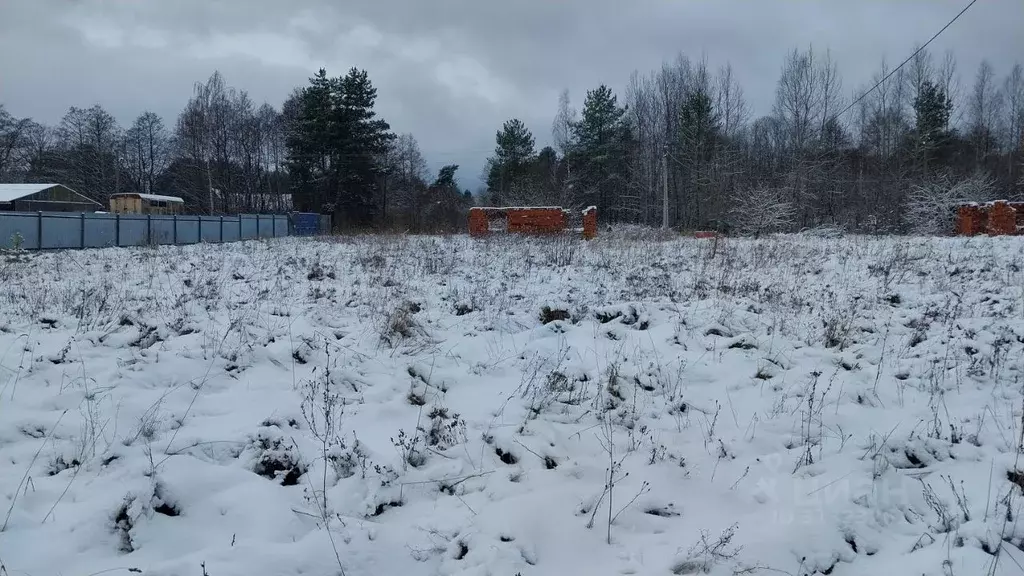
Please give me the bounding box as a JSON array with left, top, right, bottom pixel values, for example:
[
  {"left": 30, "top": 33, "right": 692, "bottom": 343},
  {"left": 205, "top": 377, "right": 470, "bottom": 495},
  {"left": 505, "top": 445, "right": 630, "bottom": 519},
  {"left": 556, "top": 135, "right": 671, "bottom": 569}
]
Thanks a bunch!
[
  {"left": 336, "top": 68, "right": 393, "bottom": 225},
  {"left": 425, "top": 164, "right": 467, "bottom": 232},
  {"left": 485, "top": 118, "right": 535, "bottom": 205},
  {"left": 285, "top": 67, "right": 393, "bottom": 225},
  {"left": 532, "top": 146, "right": 563, "bottom": 205},
  {"left": 569, "top": 85, "right": 629, "bottom": 219},
  {"left": 678, "top": 83, "right": 721, "bottom": 226},
  {"left": 285, "top": 70, "right": 335, "bottom": 212},
  {"left": 434, "top": 164, "right": 459, "bottom": 190},
  {"left": 913, "top": 80, "right": 953, "bottom": 170}
]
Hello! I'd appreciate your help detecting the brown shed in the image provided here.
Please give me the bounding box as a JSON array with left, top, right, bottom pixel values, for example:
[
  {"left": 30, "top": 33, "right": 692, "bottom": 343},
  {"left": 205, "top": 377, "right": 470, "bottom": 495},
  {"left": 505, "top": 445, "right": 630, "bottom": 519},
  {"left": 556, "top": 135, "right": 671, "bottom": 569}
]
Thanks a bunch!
[{"left": 109, "top": 193, "right": 185, "bottom": 215}]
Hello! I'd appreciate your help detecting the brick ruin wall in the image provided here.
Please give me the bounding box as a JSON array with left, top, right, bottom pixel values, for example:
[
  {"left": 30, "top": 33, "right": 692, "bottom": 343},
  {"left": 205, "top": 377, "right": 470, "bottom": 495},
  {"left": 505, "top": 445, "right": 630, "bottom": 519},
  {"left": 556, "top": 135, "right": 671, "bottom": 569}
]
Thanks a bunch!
[
  {"left": 582, "top": 207, "right": 597, "bottom": 240},
  {"left": 955, "top": 202, "right": 1022, "bottom": 236},
  {"left": 467, "top": 209, "right": 490, "bottom": 236},
  {"left": 988, "top": 202, "right": 1018, "bottom": 235},
  {"left": 469, "top": 207, "right": 598, "bottom": 239},
  {"left": 956, "top": 205, "right": 986, "bottom": 235},
  {"left": 507, "top": 208, "right": 566, "bottom": 234}
]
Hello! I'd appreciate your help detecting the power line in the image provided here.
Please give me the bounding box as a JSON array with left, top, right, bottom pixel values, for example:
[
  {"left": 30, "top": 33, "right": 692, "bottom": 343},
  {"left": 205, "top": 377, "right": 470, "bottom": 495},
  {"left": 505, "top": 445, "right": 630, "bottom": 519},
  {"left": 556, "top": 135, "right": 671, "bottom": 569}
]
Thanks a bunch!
[{"left": 836, "top": 0, "right": 981, "bottom": 120}]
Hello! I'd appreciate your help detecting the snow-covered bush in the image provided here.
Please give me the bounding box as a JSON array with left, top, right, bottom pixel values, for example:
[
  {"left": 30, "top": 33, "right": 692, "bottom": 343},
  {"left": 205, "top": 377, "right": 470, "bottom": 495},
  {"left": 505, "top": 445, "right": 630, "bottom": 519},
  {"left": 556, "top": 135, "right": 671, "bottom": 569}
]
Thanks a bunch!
[
  {"left": 905, "top": 171, "right": 995, "bottom": 235},
  {"left": 729, "top": 186, "right": 797, "bottom": 237}
]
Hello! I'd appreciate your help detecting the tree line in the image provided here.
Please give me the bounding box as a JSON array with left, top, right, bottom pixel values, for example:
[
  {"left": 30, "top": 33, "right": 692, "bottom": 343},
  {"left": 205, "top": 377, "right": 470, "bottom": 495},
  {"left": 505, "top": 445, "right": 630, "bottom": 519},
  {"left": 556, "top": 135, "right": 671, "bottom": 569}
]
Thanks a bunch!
[
  {"left": 485, "top": 48, "right": 1024, "bottom": 234},
  {"left": 1, "top": 44, "right": 1022, "bottom": 234},
  {"left": 0, "top": 68, "right": 469, "bottom": 230}
]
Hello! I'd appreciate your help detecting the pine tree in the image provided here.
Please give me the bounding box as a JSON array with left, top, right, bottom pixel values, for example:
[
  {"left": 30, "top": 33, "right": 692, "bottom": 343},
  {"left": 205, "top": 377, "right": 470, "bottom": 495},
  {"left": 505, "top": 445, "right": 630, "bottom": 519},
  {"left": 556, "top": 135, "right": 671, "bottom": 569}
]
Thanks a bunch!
[
  {"left": 433, "top": 164, "right": 459, "bottom": 190},
  {"left": 486, "top": 118, "right": 535, "bottom": 205},
  {"left": 678, "top": 84, "right": 721, "bottom": 227},
  {"left": 570, "top": 85, "right": 629, "bottom": 220},
  {"left": 285, "top": 68, "right": 393, "bottom": 225},
  {"left": 425, "top": 164, "right": 466, "bottom": 232},
  {"left": 913, "top": 80, "right": 953, "bottom": 171},
  {"left": 335, "top": 68, "right": 394, "bottom": 226},
  {"left": 532, "top": 146, "right": 563, "bottom": 205},
  {"left": 285, "top": 70, "right": 335, "bottom": 212}
]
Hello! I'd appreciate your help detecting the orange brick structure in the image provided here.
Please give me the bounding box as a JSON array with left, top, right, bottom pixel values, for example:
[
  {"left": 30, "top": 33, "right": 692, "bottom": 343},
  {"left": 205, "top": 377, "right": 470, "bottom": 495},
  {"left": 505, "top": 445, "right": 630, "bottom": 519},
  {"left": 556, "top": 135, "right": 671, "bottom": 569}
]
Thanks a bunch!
[
  {"left": 582, "top": 206, "right": 597, "bottom": 240},
  {"left": 507, "top": 207, "right": 566, "bottom": 234},
  {"left": 467, "top": 209, "right": 490, "bottom": 236},
  {"left": 988, "top": 201, "right": 1017, "bottom": 235},
  {"left": 1012, "top": 202, "right": 1024, "bottom": 231},
  {"left": 955, "top": 201, "right": 1022, "bottom": 236},
  {"left": 693, "top": 231, "right": 718, "bottom": 239},
  {"left": 955, "top": 204, "right": 986, "bottom": 235},
  {"left": 469, "top": 206, "right": 598, "bottom": 239}
]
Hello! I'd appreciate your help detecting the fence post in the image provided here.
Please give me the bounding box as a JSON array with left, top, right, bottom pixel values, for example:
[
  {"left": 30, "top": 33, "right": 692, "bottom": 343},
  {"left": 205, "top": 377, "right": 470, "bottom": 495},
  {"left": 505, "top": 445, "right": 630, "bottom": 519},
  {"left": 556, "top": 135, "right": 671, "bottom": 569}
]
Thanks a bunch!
[
  {"left": 115, "top": 213, "right": 120, "bottom": 247},
  {"left": 173, "top": 215, "right": 178, "bottom": 244},
  {"left": 239, "top": 215, "right": 243, "bottom": 240},
  {"left": 147, "top": 214, "right": 152, "bottom": 245},
  {"left": 220, "top": 216, "right": 224, "bottom": 242},
  {"left": 272, "top": 215, "right": 276, "bottom": 237},
  {"left": 37, "top": 211, "right": 42, "bottom": 250},
  {"left": 80, "top": 212, "right": 85, "bottom": 248}
]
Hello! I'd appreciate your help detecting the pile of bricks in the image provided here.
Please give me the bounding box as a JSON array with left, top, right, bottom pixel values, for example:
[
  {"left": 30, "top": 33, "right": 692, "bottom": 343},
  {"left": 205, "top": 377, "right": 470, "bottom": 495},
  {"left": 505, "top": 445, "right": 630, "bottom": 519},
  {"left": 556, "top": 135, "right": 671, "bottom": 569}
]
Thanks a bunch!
[
  {"left": 955, "top": 201, "right": 1024, "bottom": 236},
  {"left": 469, "top": 206, "right": 598, "bottom": 239}
]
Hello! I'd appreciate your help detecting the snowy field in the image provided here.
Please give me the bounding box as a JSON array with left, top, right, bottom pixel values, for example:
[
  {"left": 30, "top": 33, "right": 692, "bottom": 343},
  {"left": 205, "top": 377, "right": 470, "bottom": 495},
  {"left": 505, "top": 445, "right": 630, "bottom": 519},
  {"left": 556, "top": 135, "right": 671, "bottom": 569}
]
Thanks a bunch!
[{"left": 3, "top": 231, "right": 1024, "bottom": 576}]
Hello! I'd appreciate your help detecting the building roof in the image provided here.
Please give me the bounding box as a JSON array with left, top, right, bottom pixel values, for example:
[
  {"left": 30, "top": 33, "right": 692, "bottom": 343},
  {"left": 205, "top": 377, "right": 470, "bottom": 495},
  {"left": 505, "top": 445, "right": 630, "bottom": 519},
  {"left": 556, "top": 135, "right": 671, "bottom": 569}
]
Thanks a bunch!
[
  {"left": 139, "top": 193, "right": 184, "bottom": 204},
  {"left": 0, "top": 183, "right": 65, "bottom": 203},
  {"left": 111, "top": 193, "right": 185, "bottom": 203}
]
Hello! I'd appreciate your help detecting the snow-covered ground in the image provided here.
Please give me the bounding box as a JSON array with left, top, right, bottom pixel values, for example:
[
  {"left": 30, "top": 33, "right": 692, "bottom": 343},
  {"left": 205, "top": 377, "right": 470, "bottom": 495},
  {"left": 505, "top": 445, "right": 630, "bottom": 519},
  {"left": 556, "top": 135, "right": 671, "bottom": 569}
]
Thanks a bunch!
[{"left": 3, "top": 232, "right": 1024, "bottom": 576}]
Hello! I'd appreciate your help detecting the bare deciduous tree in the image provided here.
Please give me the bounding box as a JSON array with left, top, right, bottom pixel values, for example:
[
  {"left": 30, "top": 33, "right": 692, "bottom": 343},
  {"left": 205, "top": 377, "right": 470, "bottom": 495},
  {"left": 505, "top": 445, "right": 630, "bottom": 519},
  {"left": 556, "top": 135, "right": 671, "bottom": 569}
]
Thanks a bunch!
[
  {"left": 124, "top": 112, "right": 170, "bottom": 195},
  {"left": 969, "top": 60, "right": 1004, "bottom": 163},
  {"left": 716, "top": 63, "right": 749, "bottom": 140},
  {"left": 0, "top": 106, "right": 39, "bottom": 180},
  {"left": 552, "top": 89, "right": 576, "bottom": 157}
]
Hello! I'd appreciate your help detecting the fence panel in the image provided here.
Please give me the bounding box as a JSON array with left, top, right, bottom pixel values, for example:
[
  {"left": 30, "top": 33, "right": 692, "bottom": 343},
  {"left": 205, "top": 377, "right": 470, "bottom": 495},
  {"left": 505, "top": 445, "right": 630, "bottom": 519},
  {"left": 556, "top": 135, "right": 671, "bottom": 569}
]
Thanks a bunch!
[
  {"left": 0, "top": 211, "right": 296, "bottom": 251},
  {"left": 148, "top": 216, "right": 174, "bottom": 244},
  {"left": 40, "top": 214, "right": 81, "bottom": 249},
  {"left": 116, "top": 215, "right": 148, "bottom": 246},
  {"left": 199, "top": 216, "right": 221, "bottom": 243},
  {"left": 175, "top": 216, "right": 199, "bottom": 244},
  {"left": 222, "top": 217, "right": 240, "bottom": 242},
  {"left": 240, "top": 215, "right": 259, "bottom": 239},
  {"left": 0, "top": 212, "right": 40, "bottom": 249},
  {"left": 84, "top": 213, "right": 117, "bottom": 248},
  {"left": 256, "top": 215, "right": 272, "bottom": 238},
  {"left": 319, "top": 215, "right": 332, "bottom": 235},
  {"left": 292, "top": 213, "right": 319, "bottom": 236}
]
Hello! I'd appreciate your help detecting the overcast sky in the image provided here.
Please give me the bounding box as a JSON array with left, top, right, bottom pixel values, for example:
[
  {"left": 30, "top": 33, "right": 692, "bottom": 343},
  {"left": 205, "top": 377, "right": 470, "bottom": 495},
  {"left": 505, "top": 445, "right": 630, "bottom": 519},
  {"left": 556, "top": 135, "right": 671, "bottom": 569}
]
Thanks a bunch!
[{"left": 1, "top": 0, "right": 1020, "bottom": 189}]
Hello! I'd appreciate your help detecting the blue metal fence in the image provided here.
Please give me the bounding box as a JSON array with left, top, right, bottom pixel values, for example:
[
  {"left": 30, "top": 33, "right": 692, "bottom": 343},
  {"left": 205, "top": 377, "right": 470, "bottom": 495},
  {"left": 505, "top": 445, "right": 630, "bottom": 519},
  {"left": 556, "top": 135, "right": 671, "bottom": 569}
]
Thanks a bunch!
[
  {"left": 0, "top": 212, "right": 291, "bottom": 250},
  {"left": 292, "top": 212, "right": 320, "bottom": 236}
]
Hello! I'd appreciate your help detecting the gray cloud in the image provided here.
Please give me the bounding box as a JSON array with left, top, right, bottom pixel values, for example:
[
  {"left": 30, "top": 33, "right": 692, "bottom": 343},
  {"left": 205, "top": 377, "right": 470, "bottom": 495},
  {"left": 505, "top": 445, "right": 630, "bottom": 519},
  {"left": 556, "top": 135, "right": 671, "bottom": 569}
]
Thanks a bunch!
[{"left": 1, "top": 0, "right": 1019, "bottom": 188}]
